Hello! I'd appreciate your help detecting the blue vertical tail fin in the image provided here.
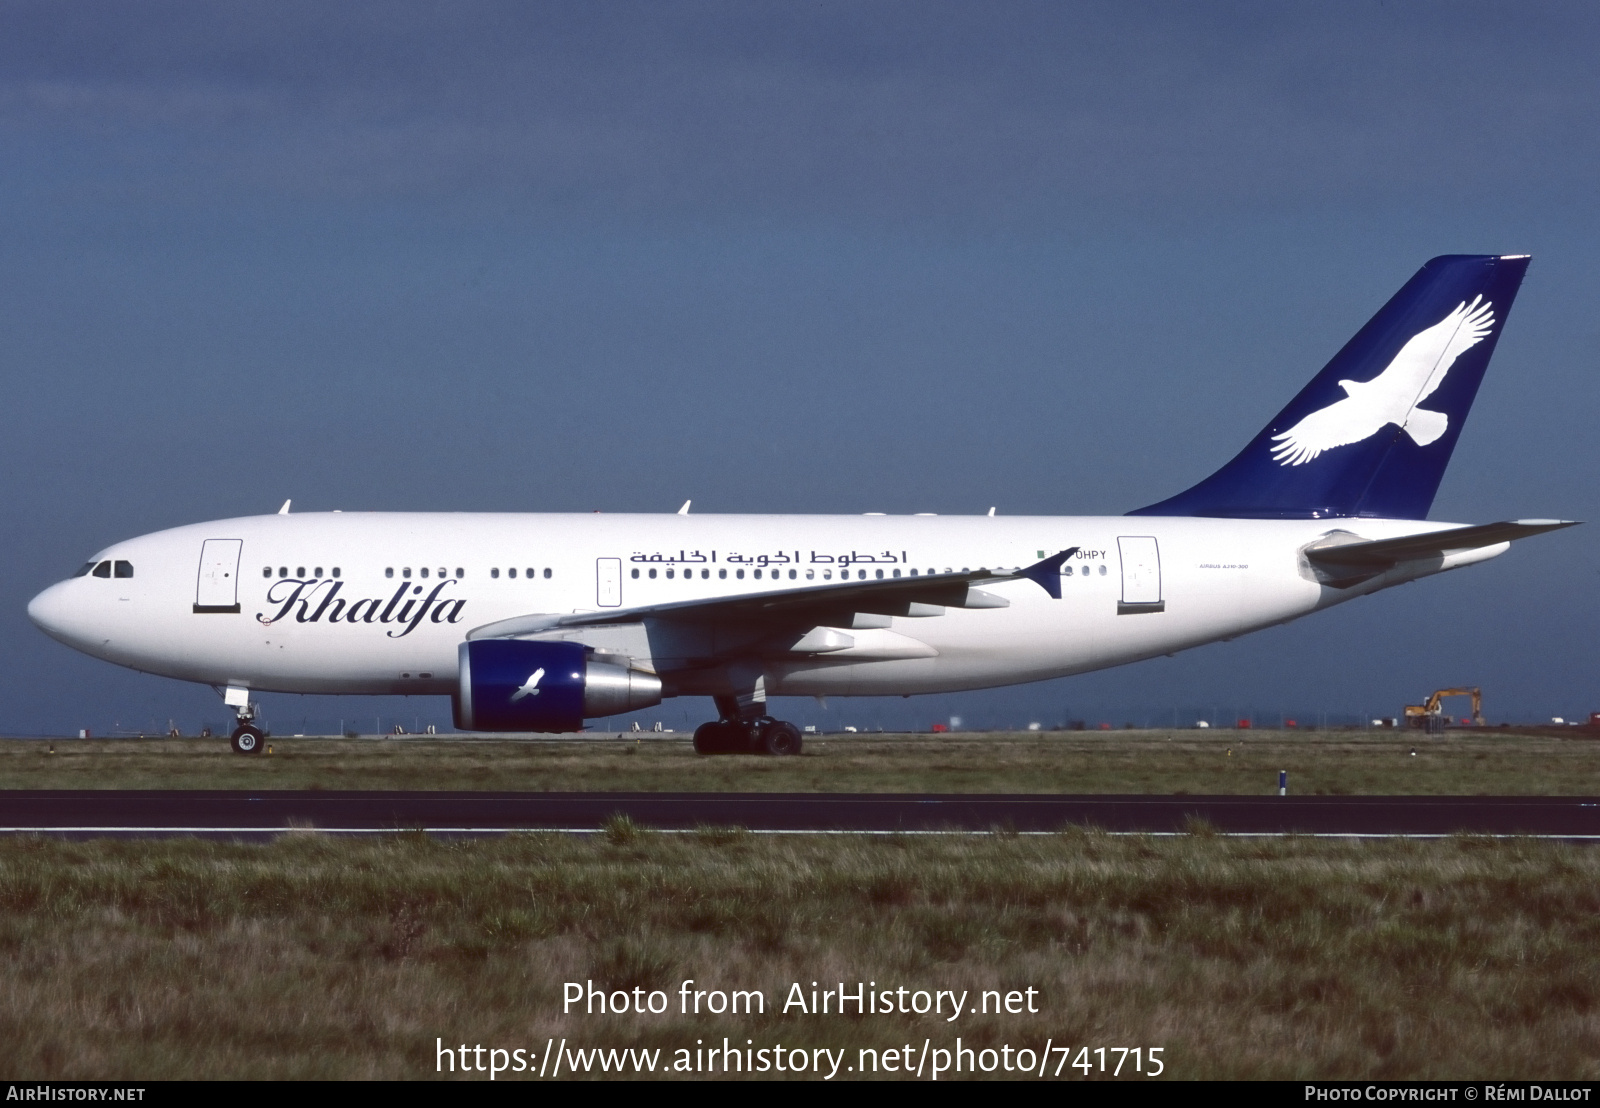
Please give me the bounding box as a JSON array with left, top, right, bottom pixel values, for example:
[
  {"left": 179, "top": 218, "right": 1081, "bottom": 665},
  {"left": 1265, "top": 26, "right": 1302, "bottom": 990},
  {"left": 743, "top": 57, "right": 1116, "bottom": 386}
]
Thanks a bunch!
[{"left": 1129, "top": 254, "right": 1530, "bottom": 520}]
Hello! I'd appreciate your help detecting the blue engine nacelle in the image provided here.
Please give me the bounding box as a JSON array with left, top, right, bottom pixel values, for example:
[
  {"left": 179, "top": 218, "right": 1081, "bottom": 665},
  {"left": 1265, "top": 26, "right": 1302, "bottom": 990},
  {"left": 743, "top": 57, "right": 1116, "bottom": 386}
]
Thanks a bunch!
[{"left": 453, "top": 639, "right": 663, "bottom": 732}]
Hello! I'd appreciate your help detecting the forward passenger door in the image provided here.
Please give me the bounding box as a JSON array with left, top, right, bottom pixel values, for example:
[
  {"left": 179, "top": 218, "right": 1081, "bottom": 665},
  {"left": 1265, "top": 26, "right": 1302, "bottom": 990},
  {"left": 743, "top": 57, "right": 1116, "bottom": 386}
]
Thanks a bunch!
[{"left": 195, "top": 539, "right": 243, "bottom": 613}]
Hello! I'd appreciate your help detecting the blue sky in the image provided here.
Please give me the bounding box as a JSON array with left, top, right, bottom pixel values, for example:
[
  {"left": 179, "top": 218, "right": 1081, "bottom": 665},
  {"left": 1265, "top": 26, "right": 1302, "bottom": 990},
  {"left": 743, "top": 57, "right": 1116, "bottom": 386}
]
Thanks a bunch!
[{"left": 4, "top": 1, "right": 1598, "bottom": 734}]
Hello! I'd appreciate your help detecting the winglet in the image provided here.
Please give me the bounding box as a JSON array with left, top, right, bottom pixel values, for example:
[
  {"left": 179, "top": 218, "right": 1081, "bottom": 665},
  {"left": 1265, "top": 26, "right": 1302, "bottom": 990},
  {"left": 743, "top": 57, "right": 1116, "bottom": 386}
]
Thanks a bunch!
[{"left": 1016, "top": 548, "right": 1078, "bottom": 599}]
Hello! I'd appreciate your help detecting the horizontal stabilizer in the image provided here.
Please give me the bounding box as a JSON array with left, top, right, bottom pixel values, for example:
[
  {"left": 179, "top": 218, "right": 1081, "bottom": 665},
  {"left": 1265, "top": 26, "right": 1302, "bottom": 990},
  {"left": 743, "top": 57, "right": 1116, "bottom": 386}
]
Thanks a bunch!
[{"left": 1307, "top": 519, "right": 1577, "bottom": 569}]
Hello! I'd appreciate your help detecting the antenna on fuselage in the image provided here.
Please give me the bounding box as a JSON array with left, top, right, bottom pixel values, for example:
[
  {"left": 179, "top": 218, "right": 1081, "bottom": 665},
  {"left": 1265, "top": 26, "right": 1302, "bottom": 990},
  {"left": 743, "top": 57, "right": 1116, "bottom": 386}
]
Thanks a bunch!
[
  {"left": 278, "top": 499, "right": 291, "bottom": 515},
  {"left": 678, "top": 500, "right": 691, "bottom": 515}
]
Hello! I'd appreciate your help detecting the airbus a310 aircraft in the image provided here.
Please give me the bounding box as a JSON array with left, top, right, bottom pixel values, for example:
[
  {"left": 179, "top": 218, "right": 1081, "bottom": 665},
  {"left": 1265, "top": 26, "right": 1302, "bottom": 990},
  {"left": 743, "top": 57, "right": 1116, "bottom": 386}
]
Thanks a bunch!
[{"left": 29, "top": 254, "right": 1574, "bottom": 755}]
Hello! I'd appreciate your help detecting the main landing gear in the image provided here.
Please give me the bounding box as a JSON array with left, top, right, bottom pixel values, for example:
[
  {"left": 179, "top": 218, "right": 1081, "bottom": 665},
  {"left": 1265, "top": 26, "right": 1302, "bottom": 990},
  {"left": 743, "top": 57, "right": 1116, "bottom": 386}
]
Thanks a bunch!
[
  {"left": 692, "top": 717, "right": 804, "bottom": 756},
  {"left": 693, "top": 694, "right": 803, "bottom": 756},
  {"left": 697, "top": 691, "right": 806, "bottom": 752}
]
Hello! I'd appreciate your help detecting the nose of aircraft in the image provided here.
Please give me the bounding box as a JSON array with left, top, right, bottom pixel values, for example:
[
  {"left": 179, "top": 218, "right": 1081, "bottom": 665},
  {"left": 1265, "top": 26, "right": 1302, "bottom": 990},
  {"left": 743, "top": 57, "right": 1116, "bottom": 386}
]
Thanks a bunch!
[{"left": 28, "top": 580, "right": 81, "bottom": 645}]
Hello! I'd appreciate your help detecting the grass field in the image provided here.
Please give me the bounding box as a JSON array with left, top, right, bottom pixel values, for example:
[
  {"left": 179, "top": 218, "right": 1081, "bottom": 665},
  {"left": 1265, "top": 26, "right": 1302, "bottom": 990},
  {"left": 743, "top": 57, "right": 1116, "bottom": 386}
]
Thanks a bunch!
[
  {"left": 1, "top": 729, "right": 1597, "bottom": 794},
  {"left": 1, "top": 829, "right": 1598, "bottom": 1079},
  {"left": 4, "top": 731, "right": 1598, "bottom": 1080}
]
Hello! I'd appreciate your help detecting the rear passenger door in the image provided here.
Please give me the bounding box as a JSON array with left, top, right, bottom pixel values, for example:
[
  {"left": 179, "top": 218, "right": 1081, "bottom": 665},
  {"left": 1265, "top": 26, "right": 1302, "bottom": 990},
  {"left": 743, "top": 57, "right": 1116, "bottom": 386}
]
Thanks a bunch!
[{"left": 1116, "top": 536, "right": 1164, "bottom": 614}]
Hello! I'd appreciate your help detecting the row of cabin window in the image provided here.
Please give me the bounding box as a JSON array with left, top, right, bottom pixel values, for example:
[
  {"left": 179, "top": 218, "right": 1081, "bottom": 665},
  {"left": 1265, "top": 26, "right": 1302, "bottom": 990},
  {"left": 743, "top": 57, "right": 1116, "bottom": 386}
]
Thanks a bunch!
[
  {"left": 387, "top": 567, "right": 552, "bottom": 580},
  {"left": 627, "top": 564, "right": 1112, "bottom": 583},
  {"left": 259, "top": 566, "right": 555, "bottom": 581},
  {"left": 252, "top": 563, "right": 1108, "bottom": 585},
  {"left": 75, "top": 560, "right": 133, "bottom": 579},
  {"left": 632, "top": 566, "right": 975, "bottom": 581}
]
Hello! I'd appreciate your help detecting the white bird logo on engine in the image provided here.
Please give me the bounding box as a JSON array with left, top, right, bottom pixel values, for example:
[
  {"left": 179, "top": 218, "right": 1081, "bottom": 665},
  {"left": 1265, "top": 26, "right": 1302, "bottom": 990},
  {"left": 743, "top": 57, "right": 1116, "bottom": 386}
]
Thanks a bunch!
[
  {"left": 1269, "top": 296, "right": 1495, "bottom": 466},
  {"left": 509, "top": 667, "right": 545, "bottom": 701}
]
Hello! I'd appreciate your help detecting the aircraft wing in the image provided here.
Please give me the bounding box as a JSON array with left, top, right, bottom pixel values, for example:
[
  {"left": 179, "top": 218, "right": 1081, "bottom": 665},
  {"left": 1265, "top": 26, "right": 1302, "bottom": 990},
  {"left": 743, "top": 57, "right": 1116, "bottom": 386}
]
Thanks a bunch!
[
  {"left": 1306, "top": 519, "right": 1577, "bottom": 570},
  {"left": 467, "top": 548, "right": 1078, "bottom": 639}
]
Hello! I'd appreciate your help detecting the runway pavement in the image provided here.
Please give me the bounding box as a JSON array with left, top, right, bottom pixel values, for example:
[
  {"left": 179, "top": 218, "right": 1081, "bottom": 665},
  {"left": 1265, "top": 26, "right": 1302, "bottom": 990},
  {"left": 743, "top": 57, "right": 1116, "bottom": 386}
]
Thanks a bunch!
[{"left": 1, "top": 790, "right": 1598, "bottom": 837}]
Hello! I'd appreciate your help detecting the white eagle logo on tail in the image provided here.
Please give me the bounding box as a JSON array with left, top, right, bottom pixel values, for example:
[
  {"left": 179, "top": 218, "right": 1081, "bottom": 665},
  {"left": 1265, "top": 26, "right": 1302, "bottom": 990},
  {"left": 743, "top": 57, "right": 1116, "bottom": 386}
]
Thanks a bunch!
[{"left": 1269, "top": 296, "right": 1495, "bottom": 466}]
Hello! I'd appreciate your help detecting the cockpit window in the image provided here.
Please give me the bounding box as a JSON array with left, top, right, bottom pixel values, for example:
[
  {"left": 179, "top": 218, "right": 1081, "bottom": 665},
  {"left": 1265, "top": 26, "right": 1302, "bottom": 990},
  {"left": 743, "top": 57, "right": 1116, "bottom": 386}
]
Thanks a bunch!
[
  {"left": 72, "top": 563, "right": 95, "bottom": 578},
  {"left": 91, "top": 561, "right": 111, "bottom": 578},
  {"left": 113, "top": 561, "right": 133, "bottom": 578}
]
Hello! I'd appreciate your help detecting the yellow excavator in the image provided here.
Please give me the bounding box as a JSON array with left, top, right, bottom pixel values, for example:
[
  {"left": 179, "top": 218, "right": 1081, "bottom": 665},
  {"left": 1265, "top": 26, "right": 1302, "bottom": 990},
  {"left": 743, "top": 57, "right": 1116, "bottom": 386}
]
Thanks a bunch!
[{"left": 1404, "top": 687, "right": 1485, "bottom": 731}]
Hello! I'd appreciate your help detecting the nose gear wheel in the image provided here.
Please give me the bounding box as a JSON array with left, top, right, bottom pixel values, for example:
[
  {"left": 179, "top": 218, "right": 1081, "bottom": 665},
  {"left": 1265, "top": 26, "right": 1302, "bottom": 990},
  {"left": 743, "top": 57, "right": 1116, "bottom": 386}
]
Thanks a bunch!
[{"left": 230, "top": 724, "right": 265, "bottom": 755}]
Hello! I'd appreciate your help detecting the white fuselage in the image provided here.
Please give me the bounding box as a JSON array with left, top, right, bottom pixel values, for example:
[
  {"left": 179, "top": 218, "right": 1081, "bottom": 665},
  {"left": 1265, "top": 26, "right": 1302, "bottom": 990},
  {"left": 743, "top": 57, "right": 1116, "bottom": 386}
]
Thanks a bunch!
[{"left": 26, "top": 511, "right": 1503, "bottom": 709}]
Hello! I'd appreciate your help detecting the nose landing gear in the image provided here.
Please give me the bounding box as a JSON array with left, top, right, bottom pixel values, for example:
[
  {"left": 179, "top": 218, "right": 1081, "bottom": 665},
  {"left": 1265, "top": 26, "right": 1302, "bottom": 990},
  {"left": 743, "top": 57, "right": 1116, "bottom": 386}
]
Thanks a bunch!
[
  {"left": 230, "top": 725, "right": 265, "bottom": 755},
  {"left": 219, "top": 685, "right": 267, "bottom": 756}
]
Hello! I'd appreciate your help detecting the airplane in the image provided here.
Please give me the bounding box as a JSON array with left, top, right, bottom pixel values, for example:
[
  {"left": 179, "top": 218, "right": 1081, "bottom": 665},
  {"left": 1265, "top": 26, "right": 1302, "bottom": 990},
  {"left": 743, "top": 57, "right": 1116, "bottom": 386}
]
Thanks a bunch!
[{"left": 27, "top": 254, "right": 1575, "bottom": 757}]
